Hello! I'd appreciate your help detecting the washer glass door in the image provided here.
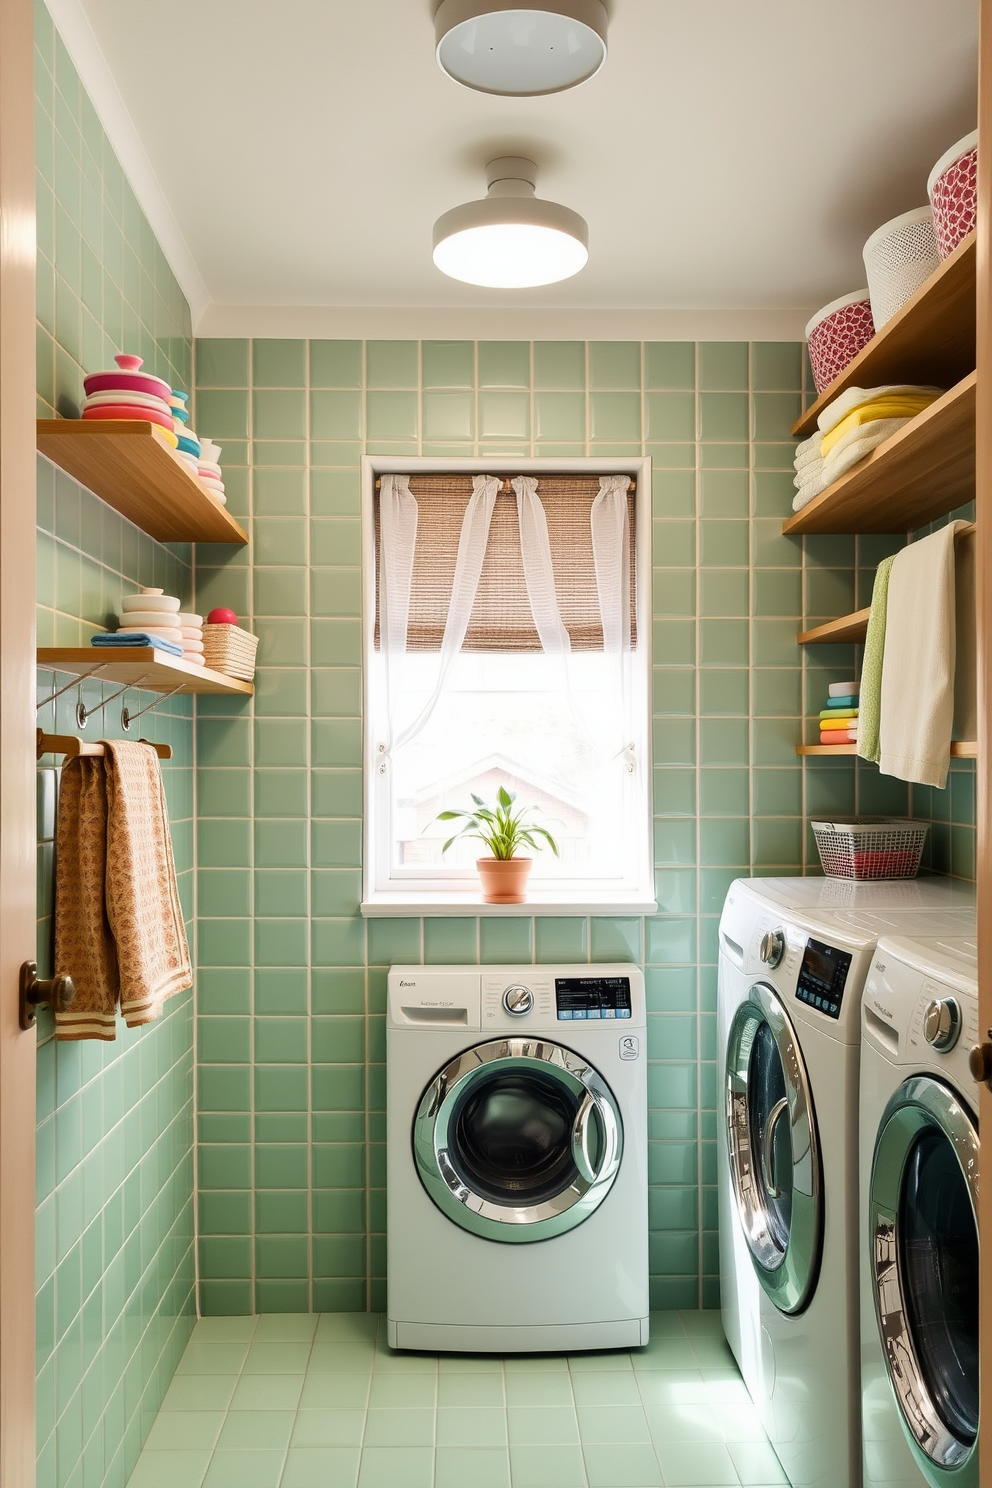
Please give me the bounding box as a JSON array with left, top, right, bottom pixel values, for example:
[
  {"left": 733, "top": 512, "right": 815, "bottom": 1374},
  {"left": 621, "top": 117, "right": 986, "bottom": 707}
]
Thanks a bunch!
[
  {"left": 870, "top": 1074, "right": 979, "bottom": 1487},
  {"left": 725, "top": 983, "right": 822, "bottom": 1315},
  {"left": 413, "top": 1038, "right": 623, "bottom": 1243}
]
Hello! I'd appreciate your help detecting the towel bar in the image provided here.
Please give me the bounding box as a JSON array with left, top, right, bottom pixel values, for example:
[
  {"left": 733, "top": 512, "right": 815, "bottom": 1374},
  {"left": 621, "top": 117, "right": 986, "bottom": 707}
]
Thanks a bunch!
[
  {"left": 19, "top": 960, "right": 75, "bottom": 1031},
  {"left": 36, "top": 729, "right": 172, "bottom": 761}
]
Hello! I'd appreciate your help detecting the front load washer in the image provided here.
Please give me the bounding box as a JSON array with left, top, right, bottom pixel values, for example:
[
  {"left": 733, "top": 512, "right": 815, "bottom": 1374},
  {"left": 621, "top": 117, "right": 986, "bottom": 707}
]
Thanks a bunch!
[
  {"left": 717, "top": 877, "right": 975, "bottom": 1488},
  {"left": 386, "top": 963, "right": 648, "bottom": 1352},
  {"left": 860, "top": 932, "right": 980, "bottom": 1488}
]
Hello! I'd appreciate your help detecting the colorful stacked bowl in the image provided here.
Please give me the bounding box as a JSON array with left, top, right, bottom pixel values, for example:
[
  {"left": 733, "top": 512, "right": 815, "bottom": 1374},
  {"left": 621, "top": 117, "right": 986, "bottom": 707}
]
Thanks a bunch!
[
  {"left": 115, "top": 587, "right": 183, "bottom": 646},
  {"left": 82, "top": 354, "right": 179, "bottom": 447},
  {"left": 197, "top": 437, "right": 227, "bottom": 504},
  {"left": 169, "top": 389, "right": 202, "bottom": 474},
  {"left": 177, "top": 611, "right": 205, "bottom": 667}
]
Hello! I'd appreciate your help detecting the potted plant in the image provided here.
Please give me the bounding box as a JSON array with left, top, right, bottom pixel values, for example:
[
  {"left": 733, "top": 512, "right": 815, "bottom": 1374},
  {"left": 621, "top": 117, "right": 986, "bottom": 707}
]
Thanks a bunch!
[{"left": 433, "top": 786, "right": 560, "bottom": 903}]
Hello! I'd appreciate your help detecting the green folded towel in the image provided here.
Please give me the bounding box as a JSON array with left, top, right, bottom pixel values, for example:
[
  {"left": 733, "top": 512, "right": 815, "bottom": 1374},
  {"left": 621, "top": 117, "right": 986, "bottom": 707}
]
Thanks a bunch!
[{"left": 858, "top": 555, "right": 895, "bottom": 764}]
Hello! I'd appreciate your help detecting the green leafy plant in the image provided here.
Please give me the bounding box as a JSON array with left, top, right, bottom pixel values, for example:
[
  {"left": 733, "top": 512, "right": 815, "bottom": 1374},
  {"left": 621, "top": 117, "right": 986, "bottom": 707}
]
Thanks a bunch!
[{"left": 434, "top": 785, "right": 560, "bottom": 861}]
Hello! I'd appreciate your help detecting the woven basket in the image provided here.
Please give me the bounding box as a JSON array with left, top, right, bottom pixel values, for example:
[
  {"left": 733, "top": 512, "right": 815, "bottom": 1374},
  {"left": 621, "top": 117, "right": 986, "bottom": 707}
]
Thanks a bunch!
[
  {"left": 811, "top": 818, "right": 928, "bottom": 881},
  {"left": 202, "top": 623, "right": 259, "bottom": 681}
]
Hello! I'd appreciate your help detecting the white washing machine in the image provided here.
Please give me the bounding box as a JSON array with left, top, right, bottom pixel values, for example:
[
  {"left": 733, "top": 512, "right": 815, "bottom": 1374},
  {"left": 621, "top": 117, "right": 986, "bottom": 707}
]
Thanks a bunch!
[
  {"left": 860, "top": 932, "right": 980, "bottom": 1488},
  {"left": 717, "top": 877, "right": 976, "bottom": 1488},
  {"left": 386, "top": 963, "right": 648, "bottom": 1352}
]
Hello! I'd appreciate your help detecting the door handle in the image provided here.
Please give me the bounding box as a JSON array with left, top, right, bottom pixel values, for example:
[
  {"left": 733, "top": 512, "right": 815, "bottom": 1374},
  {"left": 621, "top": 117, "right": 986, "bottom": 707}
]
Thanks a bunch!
[
  {"left": 571, "top": 1093, "right": 597, "bottom": 1183},
  {"left": 763, "top": 1097, "right": 790, "bottom": 1199},
  {"left": 20, "top": 961, "right": 75, "bottom": 1031}
]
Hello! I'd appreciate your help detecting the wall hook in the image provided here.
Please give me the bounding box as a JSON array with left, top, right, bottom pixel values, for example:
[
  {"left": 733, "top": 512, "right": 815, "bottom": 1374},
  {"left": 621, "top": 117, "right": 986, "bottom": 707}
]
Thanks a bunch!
[
  {"left": 19, "top": 960, "right": 75, "bottom": 1031},
  {"left": 77, "top": 680, "right": 143, "bottom": 729}
]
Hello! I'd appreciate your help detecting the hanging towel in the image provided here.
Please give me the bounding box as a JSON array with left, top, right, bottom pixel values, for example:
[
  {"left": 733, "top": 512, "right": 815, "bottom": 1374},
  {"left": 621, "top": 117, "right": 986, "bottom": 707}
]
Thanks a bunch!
[
  {"left": 877, "top": 523, "right": 967, "bottom": 787},
  {"left": 816, "top": 384, "right": 944, "bottom": 435},
  {"left": 53, "top": 742, "right": 191, "bottom": 1039},
  {"left": 103, "top": 741, "right": 191, "bottom": 1026},
  {"left": 858, "top": 556, "right": 895, "bottom": 765},
  {"left": 53, "top": 758, "right": 119, "bottom": 1040}
]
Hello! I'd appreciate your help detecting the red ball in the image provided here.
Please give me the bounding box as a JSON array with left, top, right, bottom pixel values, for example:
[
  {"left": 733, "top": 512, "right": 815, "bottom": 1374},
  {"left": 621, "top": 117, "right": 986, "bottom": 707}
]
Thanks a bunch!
[{"left": 207, "top": 607, "right": 238, "bottom": 625}]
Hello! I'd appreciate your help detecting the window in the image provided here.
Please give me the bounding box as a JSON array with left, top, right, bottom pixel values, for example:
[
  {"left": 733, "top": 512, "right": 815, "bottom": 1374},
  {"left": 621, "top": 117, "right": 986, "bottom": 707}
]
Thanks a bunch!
[{"left": 362, "top": 458, "right": 654, "bottom": 912}]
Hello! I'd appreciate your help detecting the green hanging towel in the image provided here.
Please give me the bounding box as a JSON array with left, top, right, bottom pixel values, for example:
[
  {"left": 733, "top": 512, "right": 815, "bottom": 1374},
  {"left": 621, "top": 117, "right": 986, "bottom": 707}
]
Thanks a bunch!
[{"left": 858, "top": 555, "right": 895, "bottom": 764}]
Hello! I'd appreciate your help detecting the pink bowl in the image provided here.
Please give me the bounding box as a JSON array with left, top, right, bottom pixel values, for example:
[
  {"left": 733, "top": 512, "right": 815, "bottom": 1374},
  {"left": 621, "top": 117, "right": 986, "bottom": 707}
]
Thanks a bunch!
[
  {"left": 82, "top": 404, "right": 176, "bottom": 432},
  {"left": 84, "top": 369, "right": 172, "bottom": 401},
  {"left": 928, "top": 133, "right": 977, "bottom": 260},
  {"left": 805, "top": 291, "right": 875, "bottom": 394}
]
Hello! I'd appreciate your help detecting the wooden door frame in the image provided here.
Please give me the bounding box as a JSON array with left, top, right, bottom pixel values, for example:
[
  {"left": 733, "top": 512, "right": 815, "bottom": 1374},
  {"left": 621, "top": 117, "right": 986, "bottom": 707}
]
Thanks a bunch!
[{"left": 0, "top": 0, "right": 37, "bottom": 1483}]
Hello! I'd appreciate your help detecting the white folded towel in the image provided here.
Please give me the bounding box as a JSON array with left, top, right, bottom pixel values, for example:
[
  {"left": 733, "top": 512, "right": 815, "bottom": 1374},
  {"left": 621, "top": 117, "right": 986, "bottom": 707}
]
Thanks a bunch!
[
  {"left": 792, "top": 476, "right": 829, "bottom": 511},
  {"left": 816, "top": 384, "right": 944, "bottom": 435},
  {"left": 878, "top": 522, "right": 968, "bottom": 788},
  {"left": 795, "top": 444, "right": 823, "bottom": 473},
  {"left": 821, "top": 417, "right": 911, "bottom": 472}
]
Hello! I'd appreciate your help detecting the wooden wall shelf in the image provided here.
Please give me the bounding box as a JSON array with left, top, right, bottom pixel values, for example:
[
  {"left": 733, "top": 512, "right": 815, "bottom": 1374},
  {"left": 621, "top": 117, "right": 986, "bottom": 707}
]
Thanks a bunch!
[
  {"left": 797, "top": 741, "right": 978, "bottom": 758},
  {"left": 793, "top": 232, "right": 976, "bottom": 439},
  {"left": 38, "top": 648, "right": 254, "bottom": 696},
  {"left": 798, "top": 610, "right": 871, "bottom": 645},
  {"left": 37, "top": 420, "right": 248, "bottom": 545},
  {"left": 783, "top": 374, "right": 975, "bottom": 535}
]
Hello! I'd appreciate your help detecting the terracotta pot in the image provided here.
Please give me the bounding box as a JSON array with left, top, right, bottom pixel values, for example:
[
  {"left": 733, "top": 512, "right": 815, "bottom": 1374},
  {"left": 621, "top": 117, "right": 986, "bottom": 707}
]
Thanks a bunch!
[{"left": 477, "top": 857, "right": 532, "bottom": 904}]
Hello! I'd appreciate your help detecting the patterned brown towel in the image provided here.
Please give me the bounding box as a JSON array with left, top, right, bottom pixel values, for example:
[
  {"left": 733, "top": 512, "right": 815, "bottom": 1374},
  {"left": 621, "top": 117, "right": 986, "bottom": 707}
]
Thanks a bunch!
[
  {"left": 103, "top": 740, "right": 192, "bottom": 1026},
  {"left": 54, "top": 758, "right": 119, "bottom": 1040}
]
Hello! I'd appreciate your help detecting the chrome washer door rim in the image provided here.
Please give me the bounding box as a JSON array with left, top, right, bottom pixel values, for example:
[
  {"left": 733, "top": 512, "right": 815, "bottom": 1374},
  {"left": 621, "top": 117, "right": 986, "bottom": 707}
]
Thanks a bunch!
[
  {"left": 413, "top": 1038, "right": 623, "bottom": 1243},
  {"left": 869, "top": 1074, "right": 979, "bottom": 1484},
  {"left": 725, "top": 983, "right": 822, "bottom": 1315}
]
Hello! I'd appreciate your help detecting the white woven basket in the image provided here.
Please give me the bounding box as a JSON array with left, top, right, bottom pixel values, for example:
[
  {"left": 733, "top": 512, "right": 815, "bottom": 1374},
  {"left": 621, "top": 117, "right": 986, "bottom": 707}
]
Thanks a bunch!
[
  {"left": 202, "top": 623, "right": 259, "bottom": 681},
  {"left": 811, "top": 817, "right": 929, "bottom": 881},
  {"left": 863, "top": 207, "right": 940, "bottom": 331}
]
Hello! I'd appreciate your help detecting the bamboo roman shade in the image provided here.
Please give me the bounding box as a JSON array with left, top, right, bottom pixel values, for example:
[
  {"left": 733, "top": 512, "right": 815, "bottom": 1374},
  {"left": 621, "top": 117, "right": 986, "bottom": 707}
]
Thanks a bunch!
[{"left": 375, "top": 473, "right": 636, "bottom": 651}]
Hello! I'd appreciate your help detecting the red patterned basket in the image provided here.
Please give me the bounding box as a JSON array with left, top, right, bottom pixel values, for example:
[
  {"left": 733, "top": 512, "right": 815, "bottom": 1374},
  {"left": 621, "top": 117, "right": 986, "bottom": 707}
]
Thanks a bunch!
[
  {"left": 805, "top": 290, "right": 874, "bottom": 395},
  {"left": 928, "top": 130, "right": 978, "bottom": 260}
]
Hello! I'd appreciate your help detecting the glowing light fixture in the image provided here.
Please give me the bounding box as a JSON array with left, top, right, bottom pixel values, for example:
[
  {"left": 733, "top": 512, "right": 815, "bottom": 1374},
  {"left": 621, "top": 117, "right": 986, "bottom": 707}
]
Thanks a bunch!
[
  {"left": 435, "top": 0, "right": 608, "bottom": 96},
  {"left": 433, "top": 158, "right": 588, "bottom": 289}
]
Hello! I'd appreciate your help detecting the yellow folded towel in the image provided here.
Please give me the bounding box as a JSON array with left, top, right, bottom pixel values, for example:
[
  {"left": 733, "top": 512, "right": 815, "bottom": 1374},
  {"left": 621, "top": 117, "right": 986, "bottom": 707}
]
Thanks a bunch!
[
  {"left": 816, "top": 384, "right": 944, "bottom": 435},
  {"left": 54, "top": 741, "right": 191, "bottom": 1040},
  {"left": 820, "top": 397, "right": 938, "bottom": 457},
  {"left": 819, "top": 713, "right": 859, "bottom": 728}
]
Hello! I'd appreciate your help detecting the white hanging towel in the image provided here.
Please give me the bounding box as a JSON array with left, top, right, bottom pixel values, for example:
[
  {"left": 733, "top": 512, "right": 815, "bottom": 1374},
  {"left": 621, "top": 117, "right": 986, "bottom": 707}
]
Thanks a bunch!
[{"left": 878, "top": 521, "right": 968, "bottom": 788}]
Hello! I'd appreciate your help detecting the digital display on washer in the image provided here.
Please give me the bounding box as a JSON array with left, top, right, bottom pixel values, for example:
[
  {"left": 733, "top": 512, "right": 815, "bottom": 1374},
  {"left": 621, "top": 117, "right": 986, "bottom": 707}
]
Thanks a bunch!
[
  {"left": 795, "top": 937, "right": 852, "bottom": 1021},
  {"left": 555, "top": 976, "right": 632, "bottom": 1020}
]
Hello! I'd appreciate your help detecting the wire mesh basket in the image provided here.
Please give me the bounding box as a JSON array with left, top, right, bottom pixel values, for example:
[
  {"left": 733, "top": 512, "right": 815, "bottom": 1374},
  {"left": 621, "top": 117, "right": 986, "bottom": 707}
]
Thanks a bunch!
[{"left": 811, "top": 818, "right": 929, "bottom": 881}]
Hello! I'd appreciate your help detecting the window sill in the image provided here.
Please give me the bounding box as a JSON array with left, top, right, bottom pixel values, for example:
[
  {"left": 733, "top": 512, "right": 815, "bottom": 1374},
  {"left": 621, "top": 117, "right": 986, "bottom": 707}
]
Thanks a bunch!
[{"left": 361, "top": 894, "right": 659, "bottom": 918}]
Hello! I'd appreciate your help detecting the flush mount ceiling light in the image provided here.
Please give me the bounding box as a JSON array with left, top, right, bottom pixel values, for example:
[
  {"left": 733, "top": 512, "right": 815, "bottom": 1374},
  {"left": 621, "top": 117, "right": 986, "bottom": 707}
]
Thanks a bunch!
[
  {"left": 435, "top": 0, "right": 608, "bottom": 96},
  {"left": 433, "top": 157, "right": 589, "bottom": 288}
]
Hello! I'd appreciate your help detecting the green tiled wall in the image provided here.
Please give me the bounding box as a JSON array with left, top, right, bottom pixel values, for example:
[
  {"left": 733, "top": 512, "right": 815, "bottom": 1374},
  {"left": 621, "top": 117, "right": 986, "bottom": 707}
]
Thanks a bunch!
[
  {"left": 35, "top": 6, "right": 196, "bottom": 1486},
  {"left": 193, "top": 334, "right": 977, "bottom": 1320}
]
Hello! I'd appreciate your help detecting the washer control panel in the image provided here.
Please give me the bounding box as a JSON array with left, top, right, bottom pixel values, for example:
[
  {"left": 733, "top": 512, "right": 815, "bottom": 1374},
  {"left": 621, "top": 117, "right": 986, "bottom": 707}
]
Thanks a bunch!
[
  {"left": 483, "top": 974, "right": 552, "bottom": 1025},
  {"left": 794, "top": 937, "right": 852, "bottom": 1021},
  {"left": 555, "top": 975, "right": 632, "bottom": 1021}
]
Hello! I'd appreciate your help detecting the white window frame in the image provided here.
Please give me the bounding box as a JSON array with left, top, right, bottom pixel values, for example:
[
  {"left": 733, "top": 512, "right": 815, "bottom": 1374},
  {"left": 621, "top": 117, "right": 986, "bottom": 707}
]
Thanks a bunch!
[{"left": 360, "top": 455, "right": 656, "bottom": 916}]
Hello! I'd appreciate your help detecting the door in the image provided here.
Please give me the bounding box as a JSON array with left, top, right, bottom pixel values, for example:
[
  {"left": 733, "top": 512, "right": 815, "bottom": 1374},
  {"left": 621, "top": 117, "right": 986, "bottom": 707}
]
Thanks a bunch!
[
  {"left": 725, "top": 983, "right": 823, "bottom": 1315},
  {"left": 869, "top": 1075, "right": 979, "bottom": 1488},
  {"left": 0, "top": 0, "right": 37, "bottom": 1483},
  {"left": 413, "top": 1037, "right": 623, "bottom": 1242}
]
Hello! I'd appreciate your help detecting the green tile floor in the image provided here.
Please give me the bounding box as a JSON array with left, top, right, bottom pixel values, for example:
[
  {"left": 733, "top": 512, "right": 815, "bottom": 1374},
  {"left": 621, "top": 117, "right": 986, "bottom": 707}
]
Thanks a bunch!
[{"left": 124, "top": 1311, "right": 787, "bottom": 1488}]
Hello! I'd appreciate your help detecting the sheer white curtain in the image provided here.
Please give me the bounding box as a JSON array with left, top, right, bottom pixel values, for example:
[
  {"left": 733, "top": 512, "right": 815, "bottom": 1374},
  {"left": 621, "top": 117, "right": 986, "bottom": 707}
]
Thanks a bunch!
[
  {"left": 590, "top": 474, "right": 635, "bottom": 768},
  {"left": 377, "top": 473, "right": 501, "bottom": 761}
]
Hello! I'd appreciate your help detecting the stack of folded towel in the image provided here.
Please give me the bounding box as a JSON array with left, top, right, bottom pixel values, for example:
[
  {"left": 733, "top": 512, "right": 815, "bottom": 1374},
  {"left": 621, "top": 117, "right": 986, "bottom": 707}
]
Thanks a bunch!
[
  {"left": 819, "top": 680, "right": 860, "bottom": 745},
  {"left": 793, "top": 385, "right": 943, "bottom": 512}
]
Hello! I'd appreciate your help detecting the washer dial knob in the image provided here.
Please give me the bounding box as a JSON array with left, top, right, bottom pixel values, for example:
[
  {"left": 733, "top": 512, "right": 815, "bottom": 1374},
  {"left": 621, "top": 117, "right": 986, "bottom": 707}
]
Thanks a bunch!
[
  {"left": 923, "top": 996, "right": 962, "bottom": 1051},
  {"left": 503, "top": 984, "right": 534, "bottom": 1016},
  {"left": 759, "top": 930, "right": 785, "bottom": 969}
]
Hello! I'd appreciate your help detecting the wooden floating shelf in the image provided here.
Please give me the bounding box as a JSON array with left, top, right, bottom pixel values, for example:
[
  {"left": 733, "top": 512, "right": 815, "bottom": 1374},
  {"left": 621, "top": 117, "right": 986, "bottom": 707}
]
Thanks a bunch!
[
  {"left": 798, "top": 609, "right": 871, "bottom": 646},
  {"left": 797, "top": 742, "right": 978, "bottom": 758},
  {"left": 37, "top": 419, "right": 248, "bottom": 545},
  {"left": 38, "top": 648, "right": 254, "bottom": 697},
  {"left": 783, "top": 373, "right": 975, "bottom": 535},
  {"left": 793, "top": 232, "right": 976, "bottom": 439}
]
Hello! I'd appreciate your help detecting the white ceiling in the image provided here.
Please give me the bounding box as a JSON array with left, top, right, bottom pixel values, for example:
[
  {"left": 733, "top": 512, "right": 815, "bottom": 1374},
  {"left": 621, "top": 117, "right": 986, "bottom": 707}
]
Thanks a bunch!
[{"left": 56, "top": 0, "right": 978, "bottom": 337}]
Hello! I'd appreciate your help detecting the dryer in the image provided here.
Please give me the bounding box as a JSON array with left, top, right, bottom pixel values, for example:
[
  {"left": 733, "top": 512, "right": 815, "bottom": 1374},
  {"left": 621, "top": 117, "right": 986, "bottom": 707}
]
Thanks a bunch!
[
  {"left": 386, "top": 963, "right": 648, "bottom": 1352},
  {"left": 860, "top": 932, "right": 980, "bottom": 1488},
  {"left": 717, "top": 877, "right": 976, "bottom": 1488}
]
